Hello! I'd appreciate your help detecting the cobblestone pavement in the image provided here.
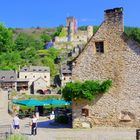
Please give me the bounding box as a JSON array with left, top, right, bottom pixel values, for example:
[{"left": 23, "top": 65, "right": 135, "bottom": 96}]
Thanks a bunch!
[{"left": 19, "top": 118, "right": 136, "bottom": 140}]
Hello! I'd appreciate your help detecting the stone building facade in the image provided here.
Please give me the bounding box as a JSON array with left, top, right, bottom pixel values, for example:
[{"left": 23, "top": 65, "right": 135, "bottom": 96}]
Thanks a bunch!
[
  {"left": 72, "top": 7, "right": 140, "bottom": 128},
  {"left": 0, "top": 66, "right": 50, "bottom": 94},
  {"left": 33, "top": 77, "right": 48, "bottom": 94},
  {"left": 60, "top": 65, "right": 72, "bottom": 87},
  {"left": 19, "top": 66, "right": 50, "bottom": 94},
  {"left": 0, "top": 71, "right": 17, "bottom": 90}
]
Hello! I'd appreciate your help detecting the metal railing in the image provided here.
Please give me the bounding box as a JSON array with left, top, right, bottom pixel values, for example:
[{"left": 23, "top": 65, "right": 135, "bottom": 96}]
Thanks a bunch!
[{"left": 0, "top": 125, "right": 12, "bottom": 140}]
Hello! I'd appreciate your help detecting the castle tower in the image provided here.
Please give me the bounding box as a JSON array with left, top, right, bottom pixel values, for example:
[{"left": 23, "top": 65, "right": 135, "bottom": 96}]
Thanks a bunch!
[
  {"left": 66, "top": 17, "right": 77, "bottom": 41},
  {"left": 87, "top": 26, "right": 93, "bottom": 40}
]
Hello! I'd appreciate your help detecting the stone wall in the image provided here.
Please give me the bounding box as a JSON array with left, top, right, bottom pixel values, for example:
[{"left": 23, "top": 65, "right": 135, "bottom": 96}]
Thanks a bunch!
[{"left": 72, "top": 8, "right": 140, "bottom": 128}]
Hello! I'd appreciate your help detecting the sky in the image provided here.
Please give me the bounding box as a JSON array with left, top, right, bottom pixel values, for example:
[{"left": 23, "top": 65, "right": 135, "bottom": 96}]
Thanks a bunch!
[{"left": 0, "top": 0, "right": 140, "bottom": 28}]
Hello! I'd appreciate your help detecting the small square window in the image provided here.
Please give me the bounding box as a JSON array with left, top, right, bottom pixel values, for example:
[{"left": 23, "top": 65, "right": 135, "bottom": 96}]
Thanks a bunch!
[
  {"left": 95, "top": 42, "right": 104, "bottom": 53},
  {"left": 10, "top": 76, "right": 14, "bottom": 79},
  {"left": 82, "top": 108, "right": 89, "bottom": 117}
]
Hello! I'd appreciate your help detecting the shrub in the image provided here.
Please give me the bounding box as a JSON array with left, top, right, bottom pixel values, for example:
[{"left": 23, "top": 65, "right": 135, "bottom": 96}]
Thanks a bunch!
[
  {"left": 55, "top": 115, "right": 69, "bottom": 124},
  {"left": 62, "top": 80, "right": 112, "bottom": 101}
]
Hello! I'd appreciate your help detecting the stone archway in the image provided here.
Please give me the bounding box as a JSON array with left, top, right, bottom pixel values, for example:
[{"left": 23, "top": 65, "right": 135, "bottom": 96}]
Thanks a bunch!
[{"left": 37, "top": 89, "right": 44, "bottom": 94}]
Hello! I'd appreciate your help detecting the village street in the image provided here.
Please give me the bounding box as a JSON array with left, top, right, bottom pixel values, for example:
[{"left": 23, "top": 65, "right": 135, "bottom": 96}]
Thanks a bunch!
[
  {"left": 0, "top": 90, "right": 137, "bottom": 140},
  {"left": 0, "top": 114, "right": 137, "bottom": 140},
  {"left": 19, "top": 117, "right": 136, "bottom": 140}
]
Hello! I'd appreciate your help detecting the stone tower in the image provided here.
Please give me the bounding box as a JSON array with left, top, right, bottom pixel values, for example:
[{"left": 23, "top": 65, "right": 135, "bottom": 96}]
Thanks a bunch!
[
  {"left": 87, "top": 26, "right": 93, "bottom": 40},
  {"left": 66, "top": 16, "right": 77, "bottom": 41}
]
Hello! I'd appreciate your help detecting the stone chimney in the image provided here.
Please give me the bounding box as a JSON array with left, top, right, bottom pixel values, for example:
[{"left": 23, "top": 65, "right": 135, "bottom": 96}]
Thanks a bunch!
[{"left": 104, "top": 7, "right": 124, "bottom": 32}]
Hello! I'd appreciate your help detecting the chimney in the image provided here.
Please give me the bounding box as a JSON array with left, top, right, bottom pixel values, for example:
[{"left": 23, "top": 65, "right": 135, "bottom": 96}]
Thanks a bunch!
[{"left": 104, "top": 7, "right": 124, "bottom": 32}]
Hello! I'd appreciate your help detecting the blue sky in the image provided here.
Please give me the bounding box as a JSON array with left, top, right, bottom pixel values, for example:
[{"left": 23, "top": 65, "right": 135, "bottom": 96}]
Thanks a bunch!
[{"left": 0, "top": 0, "right": 140, "bottom": 28}]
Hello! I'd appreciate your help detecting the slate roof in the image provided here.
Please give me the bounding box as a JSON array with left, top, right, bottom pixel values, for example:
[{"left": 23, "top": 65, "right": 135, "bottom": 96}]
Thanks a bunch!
[
  {"left": 61, "top": 65, "right": 72, "bottom": 74},
  {"left": 20, "top": 66, "right": 50, "bottom": 72},
  {"left": 0, "top": 70, "right": 17, "bottom": 82}
]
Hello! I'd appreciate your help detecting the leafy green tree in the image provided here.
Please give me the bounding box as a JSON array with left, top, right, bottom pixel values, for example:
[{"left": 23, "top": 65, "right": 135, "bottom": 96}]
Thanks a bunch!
[
  {"left": 78, "top": 26, "right": 87, "bottom": 31},
  {"left": 93, "top": 26, "right": 99, "bottom": 34},
  {"left": 51, "top": 25, "right": 63, "bottom": 40},
  {"left": 0, "top": 51, "right": 22, "bottom": 70},
  {"left": 20, "top": 47, "right": 37, "bottom": 64},
  {"left": 126, "top": 28, "right": 140, "bottom": 43},
  {"left": 46, "top": 48, "right": 61, "bottom": 60},
  {"left": 41, "top": 57, "right": 57, "bottom": 77},
  {"left": 40, "top": 33, "right": 52, "bottom": 43},
  {"left": 59, "top": 28, "right": 67, "bottom": 37},
  {"left": 15, "top": 33, "right": 43, "bottom": 51},
  {"left": 0, "top": 23, "right": 14, "bottom": 53}
]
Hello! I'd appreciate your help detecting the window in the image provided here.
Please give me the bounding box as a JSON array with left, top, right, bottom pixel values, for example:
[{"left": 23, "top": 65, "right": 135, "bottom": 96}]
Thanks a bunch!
[
  {"left": 1, "top": 76, "right": 5, "bottom": 79},
  {"left": 10, "top": 76, "right": 14, "bottom": 79},
  {"left": 25, "top": 76, "right": 27, "bottom": 78},
  {"left": 82, "top": 108, "right": 89, "bottom": 117},
  {"left": 44, "top": 76, "right": 47, "bottom": 78},
  {"left": 95, "top": 41, "right": 104, "bottom": 53}
]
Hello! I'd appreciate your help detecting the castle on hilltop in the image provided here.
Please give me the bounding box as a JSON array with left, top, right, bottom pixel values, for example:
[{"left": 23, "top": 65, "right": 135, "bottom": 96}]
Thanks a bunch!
[{"left": 55, "top": 16, "right": 93, "bottom": 45}]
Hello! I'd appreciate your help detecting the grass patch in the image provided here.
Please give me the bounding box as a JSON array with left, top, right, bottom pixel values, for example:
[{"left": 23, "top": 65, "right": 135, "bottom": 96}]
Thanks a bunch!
[{"left": 7, "top": 134, "right": 28, "bottom": 140}]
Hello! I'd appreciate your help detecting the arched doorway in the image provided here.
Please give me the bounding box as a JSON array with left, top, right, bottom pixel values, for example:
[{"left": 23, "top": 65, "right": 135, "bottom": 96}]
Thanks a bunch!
[
  {"left": 37, "top": 89, "right": 44, "bottom": 94},
  {"left": 44, "top": 89, "right": 51, "bottom": 94}
]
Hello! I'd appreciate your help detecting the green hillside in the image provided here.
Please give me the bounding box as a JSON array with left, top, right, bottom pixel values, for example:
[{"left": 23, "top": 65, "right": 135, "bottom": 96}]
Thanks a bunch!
[{"left": 0, "top": 23, "right": 140, "bottom": 81}]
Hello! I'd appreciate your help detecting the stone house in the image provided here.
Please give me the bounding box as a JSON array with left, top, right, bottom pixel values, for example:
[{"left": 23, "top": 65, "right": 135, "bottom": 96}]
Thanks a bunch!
[
  {"left": 33, "top": 77, "right": 48, "bottom": 94},
  {"left": 60, "top": 65, "right": 72, "bottom": 87},
  {"left": 16, "top": 79, "right": 29, "bottom": 92},
  {"left": 0, "top": 71, "right": 17, "bottom": 90},
  {"left": 72, "top": 7, "right": 140, "bottom": 128},
  {"left": 19, "top": 66, "right": 50, "bottom": 94}
]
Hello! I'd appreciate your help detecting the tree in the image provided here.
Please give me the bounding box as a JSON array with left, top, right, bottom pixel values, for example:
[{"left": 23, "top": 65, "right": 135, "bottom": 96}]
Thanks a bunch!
[
  {"left": 59, "top": 28, "right": 67, "bottom": 37},
  {"left": 78, "top": 26, "right": 87, "bottom": 31},
  {"left": 0, "top": 23, "right": 14, "bottom": 53},
  {"left": 41, "top": 57, "right": 57, "bottom": 77},
  {"left": 15, "top": 33, "right": 43, "bottom": 51},
  {"left": 0, "top": 51, "right": 22, "bottom": 70},
  {"left": 40, "top": 33, "right": 52, "bottom": 43},
  {"left": 51, "top": 25, "right": 63, "bottom": 40},
  {"left": 127, "top": 28, "right": 140, "bottom": 43}
]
